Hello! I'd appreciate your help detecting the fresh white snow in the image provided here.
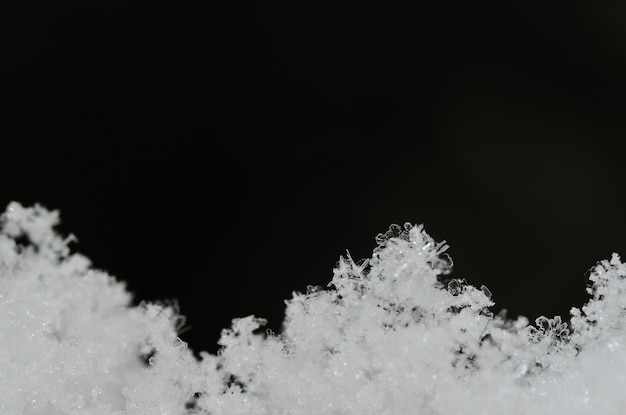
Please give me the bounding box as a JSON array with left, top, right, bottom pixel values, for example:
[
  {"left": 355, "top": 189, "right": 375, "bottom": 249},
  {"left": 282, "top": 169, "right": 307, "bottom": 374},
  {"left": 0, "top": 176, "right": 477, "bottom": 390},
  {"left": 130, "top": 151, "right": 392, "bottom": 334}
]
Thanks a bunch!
[{"left": 1, "top": 203, "right": 623, "bottom": 414}]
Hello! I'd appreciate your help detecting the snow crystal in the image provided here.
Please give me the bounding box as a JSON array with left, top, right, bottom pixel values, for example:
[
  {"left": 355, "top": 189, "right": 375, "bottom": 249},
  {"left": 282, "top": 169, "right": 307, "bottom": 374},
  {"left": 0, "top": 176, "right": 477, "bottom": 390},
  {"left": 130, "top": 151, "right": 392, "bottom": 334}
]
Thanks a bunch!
[{"left": 3, "top": 204, "right": 626, "bottom": 414}]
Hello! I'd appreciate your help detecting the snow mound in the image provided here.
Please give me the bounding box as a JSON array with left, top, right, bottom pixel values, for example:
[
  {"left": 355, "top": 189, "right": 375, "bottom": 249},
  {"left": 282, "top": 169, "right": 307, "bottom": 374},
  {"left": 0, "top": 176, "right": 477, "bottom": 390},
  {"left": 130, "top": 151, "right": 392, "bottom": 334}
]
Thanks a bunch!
[{"left": 1, "top": 204, "right": 624, "bottom": 414}]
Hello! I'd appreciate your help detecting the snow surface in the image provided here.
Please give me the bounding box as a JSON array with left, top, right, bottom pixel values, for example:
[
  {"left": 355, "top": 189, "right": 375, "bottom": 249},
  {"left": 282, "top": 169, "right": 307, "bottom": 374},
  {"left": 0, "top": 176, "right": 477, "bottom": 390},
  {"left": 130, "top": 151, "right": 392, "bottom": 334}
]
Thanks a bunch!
[{"left": 1, "top": 203, "right": 624, "bottom": 414}]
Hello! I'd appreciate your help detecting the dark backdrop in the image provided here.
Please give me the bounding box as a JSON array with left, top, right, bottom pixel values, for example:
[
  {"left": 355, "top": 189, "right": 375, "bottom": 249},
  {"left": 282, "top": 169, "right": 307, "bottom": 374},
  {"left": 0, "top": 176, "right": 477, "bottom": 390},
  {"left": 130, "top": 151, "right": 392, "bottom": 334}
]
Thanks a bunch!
[{"left": 3, "top": 1, "right": 626, "bottom": 354}]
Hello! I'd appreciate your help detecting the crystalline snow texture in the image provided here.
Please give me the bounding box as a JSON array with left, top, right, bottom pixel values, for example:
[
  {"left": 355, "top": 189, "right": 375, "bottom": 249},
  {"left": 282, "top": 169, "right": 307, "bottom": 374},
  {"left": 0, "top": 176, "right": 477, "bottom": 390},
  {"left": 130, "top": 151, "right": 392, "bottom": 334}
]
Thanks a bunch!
[
  {"left": 0, "top": 203, "right": 199, "bottom": 415},
  {"left": 2, "top": 204, "right": 626, "bottom": 414}
]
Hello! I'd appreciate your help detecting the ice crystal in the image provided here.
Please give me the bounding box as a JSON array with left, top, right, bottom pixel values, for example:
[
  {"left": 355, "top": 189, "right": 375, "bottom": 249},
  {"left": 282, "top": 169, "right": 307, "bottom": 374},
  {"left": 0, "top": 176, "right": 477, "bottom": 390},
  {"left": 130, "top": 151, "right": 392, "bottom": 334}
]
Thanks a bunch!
[{"left": 3, "top": 203, "right": 626, "bottom": 414}]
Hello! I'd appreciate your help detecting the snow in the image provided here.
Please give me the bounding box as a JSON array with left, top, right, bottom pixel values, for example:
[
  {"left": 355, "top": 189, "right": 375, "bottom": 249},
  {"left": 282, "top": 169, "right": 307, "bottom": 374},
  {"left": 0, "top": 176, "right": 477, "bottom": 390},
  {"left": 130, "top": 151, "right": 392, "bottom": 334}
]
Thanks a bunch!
[{"left": 1, "top": 203, "right": 625, "bottom": 414}]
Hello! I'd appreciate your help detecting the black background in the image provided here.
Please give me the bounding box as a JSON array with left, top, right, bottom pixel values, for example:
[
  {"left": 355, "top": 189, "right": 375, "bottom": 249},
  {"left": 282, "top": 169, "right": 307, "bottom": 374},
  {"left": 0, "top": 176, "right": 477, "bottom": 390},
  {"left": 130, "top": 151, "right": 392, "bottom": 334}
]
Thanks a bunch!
[{"left": 3, "top": 1, "right": 626, "bottom": 354}]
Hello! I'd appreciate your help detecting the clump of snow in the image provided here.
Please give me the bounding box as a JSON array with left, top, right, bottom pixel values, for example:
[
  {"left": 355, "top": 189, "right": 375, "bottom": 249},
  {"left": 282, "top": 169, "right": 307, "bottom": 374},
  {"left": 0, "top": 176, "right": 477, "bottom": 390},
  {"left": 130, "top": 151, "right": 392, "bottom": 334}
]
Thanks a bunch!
[
  {"left": 3, "top": 203, "right": 626, "bottom": 414},
  {"left": 0, "top": 203, "right": 201, "bottom": 414}
]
